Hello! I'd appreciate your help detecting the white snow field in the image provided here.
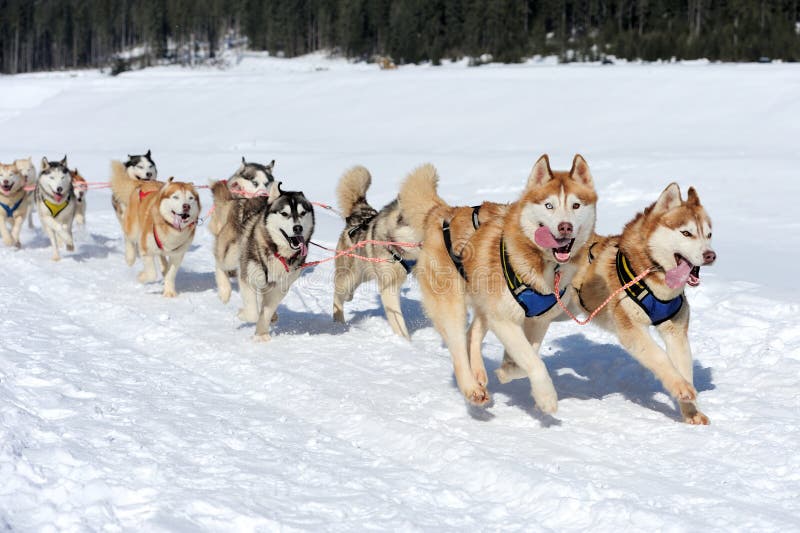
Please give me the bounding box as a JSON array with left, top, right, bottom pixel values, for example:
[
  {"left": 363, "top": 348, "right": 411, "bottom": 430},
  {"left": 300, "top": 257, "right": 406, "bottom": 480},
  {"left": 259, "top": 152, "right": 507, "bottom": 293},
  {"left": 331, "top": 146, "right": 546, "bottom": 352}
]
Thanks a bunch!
[{"left": 1, "top": 54, "right": 799, "bottom": 531}]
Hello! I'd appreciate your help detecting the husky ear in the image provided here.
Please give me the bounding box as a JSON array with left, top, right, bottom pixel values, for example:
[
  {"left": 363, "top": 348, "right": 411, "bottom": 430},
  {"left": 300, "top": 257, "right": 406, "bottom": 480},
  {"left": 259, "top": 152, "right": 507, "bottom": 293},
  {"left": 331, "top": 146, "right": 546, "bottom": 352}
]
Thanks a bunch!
[
  {"left": 569, "top": 154, "right": 593, "bottom": 187},
  {"left": 167, "top": 176, "right": 174, "bottom": 183},
  {"left": 41, "top": 157, "right": 50, "bottom": 169},
  {"left": 653, "top": 183, "right": 682, "bottom": 213},
  {"left": 686, "top": 186, "right": 702, "bottom": 206},
  {"left": 267, "top": 180, "right": 282, "bottom": 200},
  {"left": 145, "top": 149, "right": 152, "bottom": 159},
  {"left": 526, "top": 154, "right": 553, "bottom": 190},
  {"left": 60, "top": 155, "right": 68, "bottom": 167},
  {"left": 238, "top": 157, "right": 246, "bottom": 172},
  {"left": 266, "top": 159, "right": 275, "bottom": 171}
]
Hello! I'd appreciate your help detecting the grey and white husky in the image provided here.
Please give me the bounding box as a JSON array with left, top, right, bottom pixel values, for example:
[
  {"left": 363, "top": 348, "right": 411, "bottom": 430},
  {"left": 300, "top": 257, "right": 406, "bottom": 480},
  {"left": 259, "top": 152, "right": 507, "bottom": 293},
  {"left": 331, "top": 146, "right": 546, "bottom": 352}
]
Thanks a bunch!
[
  {"left": 209, "top": 158, "right": 276, "bottom": 304},
  {"left": 35, "top": 156, "right": 76, "bottom": 261},
  {"left": 111, "top": 150, "right": 157, "bottom": 224},
  {"left": 238, "top": 182, "right": 314, "bottom": 341},
  {"left": 332, "top": 166, "right": 423, "bottom": 339}
]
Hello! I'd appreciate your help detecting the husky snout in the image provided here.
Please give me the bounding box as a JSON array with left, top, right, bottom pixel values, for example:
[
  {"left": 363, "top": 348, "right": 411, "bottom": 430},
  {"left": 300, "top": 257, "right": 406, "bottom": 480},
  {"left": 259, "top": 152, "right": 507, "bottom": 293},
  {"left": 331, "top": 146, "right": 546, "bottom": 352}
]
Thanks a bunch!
[
  {"left": 703, "top": 250, "right": 716, "bottom": 265},
  {"left": 182, "top": 203, "right": 191, "bottom": 212},
  {"left": 56, "top": 186, "right": 64, "bottom": 194},
  {"left": 558, "top": 221, "right": 573, "bottom": 236},
  {"left": 292, "top": 224, "right": 303, "bottom": 235}
]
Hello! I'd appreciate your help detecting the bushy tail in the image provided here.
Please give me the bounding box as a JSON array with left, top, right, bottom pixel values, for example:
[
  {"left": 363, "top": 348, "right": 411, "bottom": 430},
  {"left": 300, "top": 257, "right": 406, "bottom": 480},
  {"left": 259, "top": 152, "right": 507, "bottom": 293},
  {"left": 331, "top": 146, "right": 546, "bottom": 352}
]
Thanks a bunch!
[
  {"left": 110, "top": 160, "right": 137, "bottom": 206},
  {"left": 211, "top": 179, "right": 233, "bottom": 205},
  {"left": 336, "top": 165, "right": 372, "bottom": 218},
  {"left": 397, "top": 163, "right": 446, "bottom": 233}
]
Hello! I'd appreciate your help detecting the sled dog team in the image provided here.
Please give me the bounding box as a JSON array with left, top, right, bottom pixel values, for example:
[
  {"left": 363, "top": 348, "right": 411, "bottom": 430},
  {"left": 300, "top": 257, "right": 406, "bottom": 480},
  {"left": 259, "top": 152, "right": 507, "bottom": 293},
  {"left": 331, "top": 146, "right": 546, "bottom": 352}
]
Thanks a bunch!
[{"left": 1, "top": 151, "right": 717, "bottom": 424}]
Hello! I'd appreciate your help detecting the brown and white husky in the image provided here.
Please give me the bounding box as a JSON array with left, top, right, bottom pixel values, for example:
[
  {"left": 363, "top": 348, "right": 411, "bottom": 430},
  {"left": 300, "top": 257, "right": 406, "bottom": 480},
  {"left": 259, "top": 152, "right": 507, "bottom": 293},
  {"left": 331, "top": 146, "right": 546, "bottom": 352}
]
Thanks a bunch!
[
  {"left": 0, "top": 162, "right": 30, "bottom": 247},
  {"left": 399, "top": 155, "right": 598, "bottom": 412},
  {"left": 566, "top": 183, "right": 717, "bottom": 424}
]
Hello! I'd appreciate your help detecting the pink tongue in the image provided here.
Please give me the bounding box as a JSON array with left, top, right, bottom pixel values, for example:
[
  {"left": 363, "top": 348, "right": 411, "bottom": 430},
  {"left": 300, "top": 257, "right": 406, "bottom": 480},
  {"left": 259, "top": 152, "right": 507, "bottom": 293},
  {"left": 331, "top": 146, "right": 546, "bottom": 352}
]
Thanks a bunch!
[
  {"left": 173, "top": 213, "right": 185, "bottom": 229},
  {"left": 665, "top": 260, "right": 693, "bottom": 289},
  {"left": 298, "top": 239, "right": 307, "bottom": 257},
  {"left": 534, "top": 226, "right": 560, "bottom": 248}
]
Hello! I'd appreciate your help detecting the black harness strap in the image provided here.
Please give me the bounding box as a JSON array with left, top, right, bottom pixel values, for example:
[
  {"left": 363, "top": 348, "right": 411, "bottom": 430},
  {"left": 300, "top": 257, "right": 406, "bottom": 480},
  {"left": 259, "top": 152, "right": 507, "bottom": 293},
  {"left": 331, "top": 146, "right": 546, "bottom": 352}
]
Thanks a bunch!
[
  {"left": 471, "top": 205, "right": 481, "bottom": 229},
  {"left": 442, "top": 220, "right": 468, "bottom": 280}
]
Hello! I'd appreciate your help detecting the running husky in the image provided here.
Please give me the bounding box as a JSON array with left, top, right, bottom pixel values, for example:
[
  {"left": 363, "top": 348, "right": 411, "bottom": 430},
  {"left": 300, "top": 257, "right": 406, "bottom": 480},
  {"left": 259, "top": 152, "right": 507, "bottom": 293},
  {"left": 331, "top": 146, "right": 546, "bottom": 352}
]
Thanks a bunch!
[
  {"left": 70, "top": 168, "right": 87, "bottom": 226},
  {"left": 399, "top": 155, "right": 597, "bottom": 411},
  {"left": 13, "top": 157, "right": 37, "bottom": 229},
  {"left": 332, "top": 165, "right": 425, "bottom": 339},
  {"left": 111, "top": 169, "right": 200, "bottom": 297},
  {"left": 0, "top": 162, "right": 29, "bottom": 247},
  {"left": 209, "top": 158, "right": 275, "bottom": 304},
  {"left": 35, "top": 156, "right": 77, "bottom": 261},
  {"left": 238, "top": 182, "right": 314, "bottom": 341},
  {"left": 111, "top": 150, "right": 157, "bottom": 224},
  {"left": 564, "top": 183, "right": 717, "bottom": 424}
]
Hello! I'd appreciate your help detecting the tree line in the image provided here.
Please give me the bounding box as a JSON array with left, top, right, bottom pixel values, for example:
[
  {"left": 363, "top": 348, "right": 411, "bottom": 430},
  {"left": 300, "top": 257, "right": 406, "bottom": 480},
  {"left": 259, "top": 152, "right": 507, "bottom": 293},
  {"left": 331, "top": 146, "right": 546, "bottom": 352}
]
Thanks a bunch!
[{"left": 1, "top": 0, "right": 798, "bottom": 74}]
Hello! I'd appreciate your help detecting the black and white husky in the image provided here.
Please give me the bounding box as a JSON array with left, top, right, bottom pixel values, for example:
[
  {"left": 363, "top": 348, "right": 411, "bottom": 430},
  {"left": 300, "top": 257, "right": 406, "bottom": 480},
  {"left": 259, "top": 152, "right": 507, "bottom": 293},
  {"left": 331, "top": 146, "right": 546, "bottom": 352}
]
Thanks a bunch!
[
  {"left": 35, "top": 156, "right": 76, "bottom": 261},
  {"left": 111, "top": 150, "right": 157, "bottom": 224},
  {"left": 238, "top": 181, "right": 315, "bottom": 341}
]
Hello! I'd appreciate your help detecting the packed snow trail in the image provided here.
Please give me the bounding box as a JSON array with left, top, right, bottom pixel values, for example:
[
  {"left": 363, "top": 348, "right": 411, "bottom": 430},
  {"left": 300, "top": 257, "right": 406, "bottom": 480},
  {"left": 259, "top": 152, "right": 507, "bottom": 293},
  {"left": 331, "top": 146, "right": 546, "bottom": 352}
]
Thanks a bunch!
[{"left": 1, "top": 55, "right": 799, "bottom": 530}]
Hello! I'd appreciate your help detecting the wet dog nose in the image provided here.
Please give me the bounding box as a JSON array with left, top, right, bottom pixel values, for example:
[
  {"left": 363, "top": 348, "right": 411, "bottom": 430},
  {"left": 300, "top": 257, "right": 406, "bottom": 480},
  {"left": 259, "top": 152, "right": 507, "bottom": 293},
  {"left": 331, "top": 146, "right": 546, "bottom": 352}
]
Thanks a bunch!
[
  {"left": 182, "top": 203, "right": 191, "bottom": 211},
  {"left": 703, "top": 250, "right": 716, "bottom": 265},
  {"left": 293, "top": 224, "right": 303, "bottom": 235},
  {"left": 56, "top": 186, "right": 63, "bottom": 193},
  {"left": 558, "top": 221, "right": 573, "bottom": 235},
  {"left": 146, "top": 172, "right": 153, "bottom": 178}
]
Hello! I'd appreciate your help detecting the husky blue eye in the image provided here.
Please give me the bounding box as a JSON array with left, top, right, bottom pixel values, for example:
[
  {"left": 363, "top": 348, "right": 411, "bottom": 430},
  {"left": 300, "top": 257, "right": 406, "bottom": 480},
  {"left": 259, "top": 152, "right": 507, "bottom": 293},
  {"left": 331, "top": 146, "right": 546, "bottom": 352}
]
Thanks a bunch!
[{"left": 545, "top": 202, "right": 553, "bottom": 210}]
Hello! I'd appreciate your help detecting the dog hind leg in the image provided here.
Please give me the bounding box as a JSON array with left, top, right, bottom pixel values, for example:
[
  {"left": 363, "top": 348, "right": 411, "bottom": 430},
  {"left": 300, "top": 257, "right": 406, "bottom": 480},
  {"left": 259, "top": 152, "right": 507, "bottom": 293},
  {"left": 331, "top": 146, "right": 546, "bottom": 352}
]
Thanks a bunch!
[
  {"left": 379, "top": 281, "right": 410, "bottom": 339},
  {"left": 467, "top": 312, "right": 489, "bottom": 387}
]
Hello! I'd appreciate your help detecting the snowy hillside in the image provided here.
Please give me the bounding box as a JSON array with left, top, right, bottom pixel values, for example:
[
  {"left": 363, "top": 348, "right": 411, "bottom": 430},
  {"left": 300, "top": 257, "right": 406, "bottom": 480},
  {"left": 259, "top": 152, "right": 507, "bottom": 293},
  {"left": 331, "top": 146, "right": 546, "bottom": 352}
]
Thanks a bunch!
[{"left": 1, "top": 54, "right": 799, "bottom": 530}]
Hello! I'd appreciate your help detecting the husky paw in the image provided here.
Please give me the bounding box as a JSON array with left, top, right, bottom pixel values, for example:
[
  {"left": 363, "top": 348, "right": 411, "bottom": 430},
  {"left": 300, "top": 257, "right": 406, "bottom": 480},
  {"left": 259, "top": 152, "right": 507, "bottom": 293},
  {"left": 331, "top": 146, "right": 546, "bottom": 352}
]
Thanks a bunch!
[
  {"left": 464, "top": 384, "right": 491, "bottom": 406},
  {"left": 473, "top": 368, "right": 488, "bottom": 387},
  {"left": 2, "top": 237, "right": 13, "bottom": 246},
  {"left": 66, "top": 243, "right": 74, "bottom": 252},
  {"left": 254, "top": 333, "right": 272, "bottom": 343},
  {"left": 162, "top": 288, "right": 177, "bottom": 298},
  {"left": 218, "top": 287, "right": 231, "bottom": 304},
  {"left": 332, "top": 308, "right": 345, "bottom": 323},
  {"left": 532, "top": 380, "right": 559, "bottom": 414},
  {"left": 14, "top": 241, "right": 21, "bottom": 249},
  {"left": 51, "top": 254, "right": 61, "bottom": 262},
  {"left": 237, "top": 308, "right": 259, "bottom": 322},
  {"left": 137, "top": 271, "right": 157, "bottom": 283},
  {"left": 271, "top": 312, "right": 279, "bottom": 324},
  {"left": 680, "top": 401, "right": 709, "bottom": 425},
  {"left": 495, "top": 361, "right": 525, "bottom": 384},
  {"left": 670, "top": 379, "right": 697, "bottom": 402}
]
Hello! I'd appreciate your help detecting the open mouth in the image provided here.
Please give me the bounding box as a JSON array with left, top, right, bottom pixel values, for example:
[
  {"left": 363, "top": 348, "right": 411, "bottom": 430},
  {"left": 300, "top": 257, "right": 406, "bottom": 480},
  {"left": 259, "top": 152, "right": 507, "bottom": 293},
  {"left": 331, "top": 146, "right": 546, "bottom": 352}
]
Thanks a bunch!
[
  {"left": 534, "top": 226, "right": 575, "bottom": 263},
  {"left": 171, "top": 211, "right": 193, "bottom": 228},
  {"left": 666, "top": 253, "right": 701, "bottom": 289},
  {"left": 52, "top": 191, "right": 64, "bottom": 203},
  {"left": 0, "top": 184, "right": 13, "bottom": 194},
  {"left": 281, "top": 229, "right": 308, "bottom": 256}
]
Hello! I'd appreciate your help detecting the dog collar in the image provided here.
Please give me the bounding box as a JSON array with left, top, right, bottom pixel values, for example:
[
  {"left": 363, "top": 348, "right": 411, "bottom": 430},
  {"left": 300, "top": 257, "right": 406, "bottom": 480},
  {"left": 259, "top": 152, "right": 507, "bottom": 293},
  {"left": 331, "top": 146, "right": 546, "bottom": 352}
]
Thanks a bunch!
[
  {"left": 274, "top": 251, "right": 301, "bottom": 272},
  {"left": 139, "top": 189, "right": 155, "bottom": 201},
  {"left": 44, "top": 196, "right": 70, "bottom": 217},
  {"left": 1, "top": 195, "right": 25, "bottom": 218},
  {"left": 501, "top": 238, "right": 565, "bottom": 317},
  {"left": 615, "top": 250, "right": 683, "bottom": 325},
  {"left": 389, "top": 249, "right": 416, "bottom": 274}
]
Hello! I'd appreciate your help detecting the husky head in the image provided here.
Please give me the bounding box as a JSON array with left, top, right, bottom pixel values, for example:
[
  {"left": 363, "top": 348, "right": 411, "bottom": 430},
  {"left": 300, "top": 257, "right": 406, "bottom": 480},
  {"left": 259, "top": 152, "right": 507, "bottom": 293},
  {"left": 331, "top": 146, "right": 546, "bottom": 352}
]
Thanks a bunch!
[
  {"left": 14, "top": 157, "right": 36, "bottom": 182},
  {"left": 0, "top": 163, "right": 24, "bottom": 196},
  {"left": 70, "top": 169, "right": 87, "bottom": 203},
  {"left": 125, "top": 150, "right": 157, "bottom": 181},
  {"left": 39, "top": 156, "right": 73, "bottom": 203},
  {"left": 518, "top": 154, "right": 597, "bottom": 264},
  {"left": 264, "top": 181, "right": 315, "bottom": 258},
  {"left": 157, "top": 179, "right": 201, "bottom": 230},
  {"left": 643, "top": 183, "right": 716, "bottom": 289},
  {"left": 229, "top": 157, "right": 275, "bottom": 196}
]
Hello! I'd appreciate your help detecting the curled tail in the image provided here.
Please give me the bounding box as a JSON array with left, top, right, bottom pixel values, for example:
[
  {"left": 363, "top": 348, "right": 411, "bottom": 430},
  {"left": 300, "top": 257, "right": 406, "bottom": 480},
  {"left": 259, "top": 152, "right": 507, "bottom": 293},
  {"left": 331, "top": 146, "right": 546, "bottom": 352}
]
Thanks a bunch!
[
  {"left": 336, "top": 165, "right": 373, "bottom": 218},
  {"left": 110, "top": 160, "right": 137, "bottom": 206},
  {"left": 397, "top": 163, "right": 447, "bottom": 233}
]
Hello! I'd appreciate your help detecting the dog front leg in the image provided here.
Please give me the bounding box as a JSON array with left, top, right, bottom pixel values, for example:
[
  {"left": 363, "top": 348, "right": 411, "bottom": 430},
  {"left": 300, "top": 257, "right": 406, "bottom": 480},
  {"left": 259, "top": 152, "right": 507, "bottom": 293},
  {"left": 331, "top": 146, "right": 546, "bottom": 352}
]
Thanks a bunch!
[
  {"left": 137, "top": 253, "right": 158, "bottom": 283},
  {"left": 379, "top": 282, "right": 410, "bottom": 339},
  {"left": 657, "top": 313, "right": 708, "bottom": 425},
  {"left": 40, "top": 217, "right": 61, "bottom": 261},
  {"left": 0, "top": 217, "right": 13, "bottom": 246},
  {"left": 332, "top": 263, "right": 357, "bottom": 323},
  {"left": 254, "top": 287, "right": 284, "bottom": 341},
  {"left": 158, "top": 256, "right": 168, "bottom": 276},
  {"left": 490, "top": 317, "right": 558, "bottom": 414},
  {"left": 495, "top": 318, "right": 541, "bottom": 384},
  {"left": 237, "top": 272, "right": 260, "bottom": 322},
  {"left": 11, "top": 215, "right": 24, "bottom": 247},
  {"left": 467, "top": 311, "right": 489, "bottom": 387},
  {"left": 162, "top": 252, "right": 184, "bottom": 298},
  {"left": 215, "top": 263, "right": 233, "bottom": 304},
  {"left": 614, "top": 307, "right": 697, "bottom": 405}
]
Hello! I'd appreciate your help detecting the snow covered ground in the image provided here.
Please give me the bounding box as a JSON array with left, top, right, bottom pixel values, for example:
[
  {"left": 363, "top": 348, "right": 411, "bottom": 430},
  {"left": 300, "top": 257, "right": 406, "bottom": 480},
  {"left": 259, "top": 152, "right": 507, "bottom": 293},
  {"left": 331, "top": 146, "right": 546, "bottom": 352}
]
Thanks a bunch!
[{"left": 1, "top": 53, "right": 799, "bottom": 531}]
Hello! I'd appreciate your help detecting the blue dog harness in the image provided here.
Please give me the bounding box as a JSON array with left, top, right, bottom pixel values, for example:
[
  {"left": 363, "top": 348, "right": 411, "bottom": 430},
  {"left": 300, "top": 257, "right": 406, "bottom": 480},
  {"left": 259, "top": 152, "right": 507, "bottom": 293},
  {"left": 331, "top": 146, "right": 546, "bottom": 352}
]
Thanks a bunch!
[
  {"left": 501, "top": 238, "right": 565, "bottom": 317},
  {"left": 615, "top": 250, "right": 683, "bottom": 325},
  {"left": 1, "top": 196, "right": 25, "bottom": 218}
]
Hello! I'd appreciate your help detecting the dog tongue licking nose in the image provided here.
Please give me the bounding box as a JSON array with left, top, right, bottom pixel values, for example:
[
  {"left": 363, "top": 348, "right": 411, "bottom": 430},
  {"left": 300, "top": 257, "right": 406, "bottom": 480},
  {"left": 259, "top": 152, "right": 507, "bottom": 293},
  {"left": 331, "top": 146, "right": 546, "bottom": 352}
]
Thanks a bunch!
[{"left": 665, "top": 258, "right": 693, "bottom": 289}]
